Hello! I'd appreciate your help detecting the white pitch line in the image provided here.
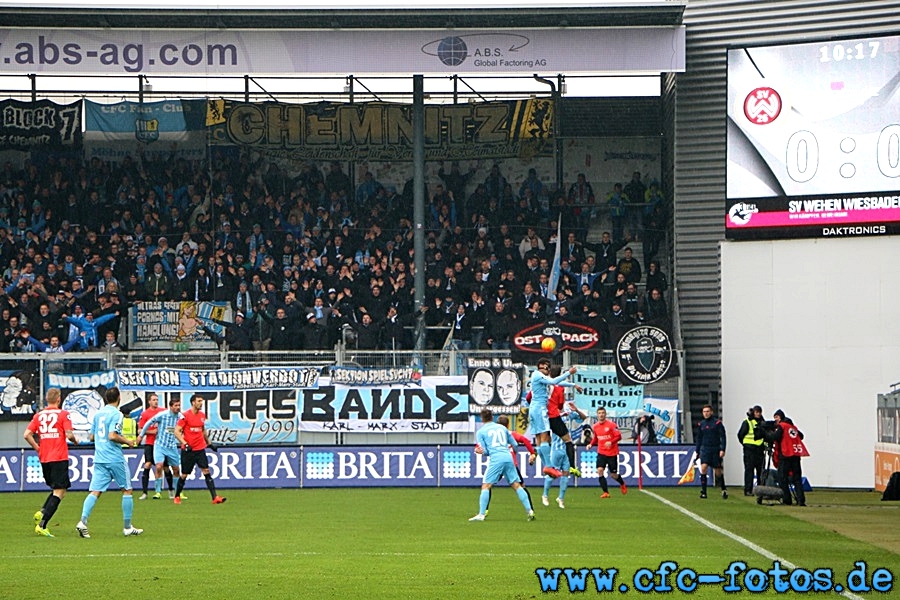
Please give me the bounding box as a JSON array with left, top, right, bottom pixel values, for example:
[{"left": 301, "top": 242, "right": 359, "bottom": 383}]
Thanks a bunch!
[{"left": 642, "top": 489, "right": 865, "bottom": 600}]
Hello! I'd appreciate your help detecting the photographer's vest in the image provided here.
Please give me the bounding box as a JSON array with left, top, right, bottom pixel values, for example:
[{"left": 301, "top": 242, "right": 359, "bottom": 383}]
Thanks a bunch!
[{"left": 742, "top": 418, "right": 764, "bottom": 446}]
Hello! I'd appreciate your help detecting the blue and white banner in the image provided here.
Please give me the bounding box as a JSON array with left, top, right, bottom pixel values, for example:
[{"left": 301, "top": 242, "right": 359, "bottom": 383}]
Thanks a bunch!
[
  {"left": 572, "top": 365, "right": 645, "bottom": 415},
  {"left": 116, "top": 367, "right": 320, "bottom": 392},
  {"left": 84, "top": 99, "right": 207, "bottom": 160},
  {"left": 299, "top": 376, "right": 471, "bottom": 433},
  {"left": 47, "top": 369, "right": 118, "bottom": 443}
]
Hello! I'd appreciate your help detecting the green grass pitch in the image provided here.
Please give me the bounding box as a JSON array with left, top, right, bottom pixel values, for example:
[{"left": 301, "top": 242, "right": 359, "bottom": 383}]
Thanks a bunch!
[{"left": 4, "top": 487, "right": 898, "bottom": 599}]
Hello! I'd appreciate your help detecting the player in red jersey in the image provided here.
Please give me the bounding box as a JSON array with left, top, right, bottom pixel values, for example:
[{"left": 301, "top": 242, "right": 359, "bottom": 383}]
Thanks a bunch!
[
  {"left": 24, "top": 388, "right": 77, "bottom": 537},
  {"left": 136, "top": 392, "right": 174, "bottom": 500},
  {"left": 586, "top": 407, "right": 627, "bottom": 498},
  {"left": 174, "top": 393, "right": 225, "bottom": 505}
]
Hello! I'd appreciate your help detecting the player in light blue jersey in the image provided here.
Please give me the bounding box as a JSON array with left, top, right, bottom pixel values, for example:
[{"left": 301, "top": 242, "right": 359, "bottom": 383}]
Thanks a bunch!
[
  {"left": 527, "top": 357, "right": 577, "bottom": 477},
  {"left": 76, "top": 387, "right": 143, "bottom": 539},
  {"left": 542, "top": 404, "right": 588, "bottom": 509},
  {"left": 138, "top": 396, "right": 184, "bottom": 501},
  {"left": 469, "top": 408, "right": 535, "bottom": 522}
]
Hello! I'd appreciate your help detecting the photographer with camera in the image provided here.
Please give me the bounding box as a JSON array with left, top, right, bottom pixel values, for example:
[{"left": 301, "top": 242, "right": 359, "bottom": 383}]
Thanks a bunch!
[
  {"left": 772, "top": 409, "right": 809, "bottom": 507},
  {"left": 737, "top": 405, "right": 766, "bottom": 496},
  {"left": 632, "top": 414, "right": 658, "bottom": 445}
]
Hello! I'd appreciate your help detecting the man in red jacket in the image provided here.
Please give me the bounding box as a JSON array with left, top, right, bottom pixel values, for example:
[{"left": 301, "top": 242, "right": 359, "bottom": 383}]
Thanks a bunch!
[{"left": 773, "top": 409, "right": 809, "bottom": 507}]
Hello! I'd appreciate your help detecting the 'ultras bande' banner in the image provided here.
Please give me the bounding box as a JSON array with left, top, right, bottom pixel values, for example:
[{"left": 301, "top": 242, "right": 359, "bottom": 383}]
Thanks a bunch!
[
  {"left": 0, "top": 99, "right": 81, "bottom": 150},
  {"left": 116, "top": 367, "right": 320, "bottom": 445},
  {"left": 206, "top": 99, "right": 553, "bottom": 161},
  {"left": 85, "top": 99, "right": 207, "bottom": 161},
  {"left": 129, "top": 301, "right": 228, "bottom": 345},
  {"left": 299, "top": 376, "right": 471, "bottom": 433}
]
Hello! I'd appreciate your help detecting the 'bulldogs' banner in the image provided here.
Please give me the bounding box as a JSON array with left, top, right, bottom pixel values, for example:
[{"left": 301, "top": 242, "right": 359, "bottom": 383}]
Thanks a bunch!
[
  {"left": 299, "top": 376, "right": 471, "bottom": 433},
  {"left": 0, "top": 99, "right": 81, "bottom": 150},
  {"left": 613, "top": 324, "right": 679, "bottom": 385},
  {"left": 48, "top": 370, "right": 118, "bottom": 443},
  {"left": 466, "top": 358, "right": 525, "bottom": 414}
]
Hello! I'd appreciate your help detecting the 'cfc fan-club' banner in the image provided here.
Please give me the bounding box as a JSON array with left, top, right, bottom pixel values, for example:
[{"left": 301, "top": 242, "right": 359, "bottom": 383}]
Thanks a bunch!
[
  {"left": 206, "top": 99, "right": 553, "bottom": 161},
  {"left": 466, "top": 358, "right": 525, "bottom": 414},
  {"left": 0, "top": 99, "right": 82, "bottom": 150},
  {"left": 129, "top": 301, "right": 229, "bottom": 345},
  {"left": 84, "top": 99, "right": 207, "bottom": 161}
]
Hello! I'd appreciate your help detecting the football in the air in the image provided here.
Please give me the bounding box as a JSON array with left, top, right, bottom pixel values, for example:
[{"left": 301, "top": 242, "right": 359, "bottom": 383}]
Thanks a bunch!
[{"left": 541, "top": 338, "right": 556, "bottom": 352}]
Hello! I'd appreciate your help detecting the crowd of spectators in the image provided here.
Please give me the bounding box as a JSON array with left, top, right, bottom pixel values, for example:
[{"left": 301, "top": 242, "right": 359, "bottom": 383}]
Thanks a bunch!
[{"left": 0, "top": 150, "right": 669, "bottom": 354}]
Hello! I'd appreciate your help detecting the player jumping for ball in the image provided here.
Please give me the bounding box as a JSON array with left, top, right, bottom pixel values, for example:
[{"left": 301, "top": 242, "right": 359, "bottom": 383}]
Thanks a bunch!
[{"left": 527, "top": 358, "right": 579, "bottom": 478}]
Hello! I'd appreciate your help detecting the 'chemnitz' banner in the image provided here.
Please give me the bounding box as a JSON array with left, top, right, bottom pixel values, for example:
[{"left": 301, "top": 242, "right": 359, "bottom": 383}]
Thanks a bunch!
[
  {"left": 85, "top": 99, "right": 207, "bottom": 161},
  {"left": 299, "top": 376, "right": 471, "bottom": 433},
  {"left": 206, "top": 99, "right": 553, "bottom": 161},
  {"left": 0, "top": 99, "right": 81, "bottom": 150},
  {"left": 129, "top": 301, "right": 228, "bottom": 344},
  {"left": 116, "top": 367, "right": 320, "bottom": 445}
]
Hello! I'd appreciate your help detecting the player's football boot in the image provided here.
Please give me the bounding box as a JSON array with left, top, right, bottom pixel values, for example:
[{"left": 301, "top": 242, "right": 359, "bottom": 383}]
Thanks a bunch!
[
  {"left": 620, "top": 482, "right": 628, "bottom": 495},
  {"left": 468, "top": 514, "right": 485, "bottom": 522},
  {"left": 526, "top": 510, "right": 535, "bottom": 521},
  {"left": 152, "top": 493, "right": 161, "bottom": 500},
  {"left": 600, "top": 492, "right": 610, "bottom": 499},
  {"left": 542, "top": 466, "right": 563, "bottom": 478},
  {"left": 138, "top": 493, "right": 147, "bottom": 500},
  {"left": 33, "top": 510, "right": 42, "bottom": 527},
  {"left": 212, "top": 496, "right": 227, "bottom": 504},
  {"left": 569, "top": 467, "right": 582, "bottom": 477},
  {"left": 123, "top": 526, "right": 144, "bottom": 536},
  {"left": 76, "top": 521, "right": 91, "bottom": 538},
  {"left": 35, "top": 526, "right": 54, "bottom": 537},
  {"left": 722, "top": 490, "right": 728, "bottom": 500},
  {"left": 541, "top": 495, "right": 549, "bottom": 506},
  {"left": 699, "top": 491, "right": 707, "bottom": 499},
  {"left": 556, "top": 498, "right": 565, "bottom": 509},
  {"left": 173, "top": 496, "right": 182, "bottom": 505}
]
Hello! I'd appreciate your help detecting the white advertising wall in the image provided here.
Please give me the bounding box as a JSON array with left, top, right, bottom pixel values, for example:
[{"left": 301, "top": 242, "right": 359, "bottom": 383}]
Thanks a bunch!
[{"left": 721, "top": 237, "right": 900, "bottom": 488}]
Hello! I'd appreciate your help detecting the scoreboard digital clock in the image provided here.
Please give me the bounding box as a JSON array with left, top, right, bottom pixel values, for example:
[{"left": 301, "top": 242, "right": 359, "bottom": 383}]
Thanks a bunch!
[{"left": 726, "top": 35, "right": 900, "bottom": 240}]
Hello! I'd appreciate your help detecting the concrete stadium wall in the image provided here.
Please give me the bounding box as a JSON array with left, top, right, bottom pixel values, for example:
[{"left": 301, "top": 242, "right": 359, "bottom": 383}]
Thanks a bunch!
[{"left": 721, "top": 237, "right": 900, "bottom": 488}]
